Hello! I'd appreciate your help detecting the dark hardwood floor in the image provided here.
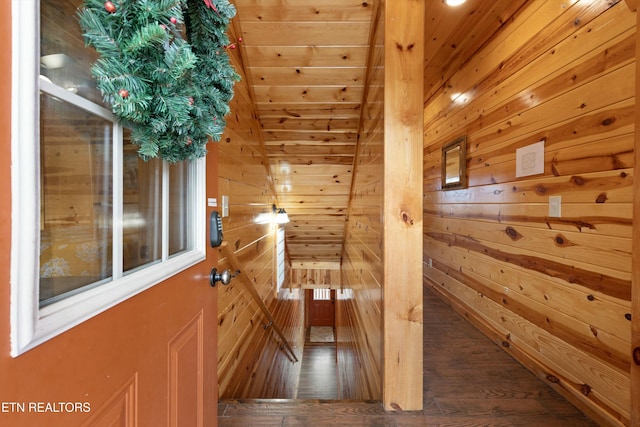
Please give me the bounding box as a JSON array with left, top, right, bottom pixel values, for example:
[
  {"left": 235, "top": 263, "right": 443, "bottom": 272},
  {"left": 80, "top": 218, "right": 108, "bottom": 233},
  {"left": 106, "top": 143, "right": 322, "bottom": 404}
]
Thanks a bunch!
[
  {"left": 296, "top": 332, "right": 338, "bottom": 399},
  {"left": 218, "top": 286, "right": 598, "bottom": 426}
]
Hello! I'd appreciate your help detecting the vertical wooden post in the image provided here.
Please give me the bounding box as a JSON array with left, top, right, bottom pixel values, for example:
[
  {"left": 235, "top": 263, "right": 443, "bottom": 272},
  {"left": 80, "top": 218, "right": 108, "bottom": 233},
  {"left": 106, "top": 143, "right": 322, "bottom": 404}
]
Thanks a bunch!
[
  {"left": 383, "top": 0, "right": 424, "bottom": 411},
  {"left": 632, "top": 6, "right": 640, "bottom": 426}
]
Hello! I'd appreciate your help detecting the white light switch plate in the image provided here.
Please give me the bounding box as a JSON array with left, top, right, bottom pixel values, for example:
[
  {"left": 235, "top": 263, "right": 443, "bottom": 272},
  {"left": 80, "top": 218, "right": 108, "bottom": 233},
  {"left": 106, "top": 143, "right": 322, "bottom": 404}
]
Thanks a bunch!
[
  {"left": 549, "top": 195, "right": 561, "bottom": 217},
  {"left": 221, "top": 195, "right": 229, "bottom": 217}
]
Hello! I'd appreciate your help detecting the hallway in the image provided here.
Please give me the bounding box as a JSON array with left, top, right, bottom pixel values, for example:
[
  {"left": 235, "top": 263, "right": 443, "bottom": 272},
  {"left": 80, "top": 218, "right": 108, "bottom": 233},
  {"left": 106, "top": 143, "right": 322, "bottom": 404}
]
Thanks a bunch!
[
  {"left": 295, "top": 327, "right": 338, "bottom": 400},
  {"left": 218, "top": 285, "right": 598, "bottom": 426}
]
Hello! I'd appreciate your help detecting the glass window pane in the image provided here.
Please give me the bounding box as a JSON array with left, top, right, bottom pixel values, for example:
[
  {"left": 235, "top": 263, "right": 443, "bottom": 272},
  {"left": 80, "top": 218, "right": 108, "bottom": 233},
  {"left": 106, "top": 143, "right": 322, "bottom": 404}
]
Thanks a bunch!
[
  {"left": 313, "top": 289, "right": 331, "bottom": 301},
  {"left": 40, "top": 0, "right": 104, "bottom": 105},
  {"left": 168, "top": 162, "right": 192, "bottom": 256},
  {"left": 39, "top": 93, "right": 113, "bottom": 305},
  {"left": 123, "top": 134, "right": 162, "bottom": 273}
]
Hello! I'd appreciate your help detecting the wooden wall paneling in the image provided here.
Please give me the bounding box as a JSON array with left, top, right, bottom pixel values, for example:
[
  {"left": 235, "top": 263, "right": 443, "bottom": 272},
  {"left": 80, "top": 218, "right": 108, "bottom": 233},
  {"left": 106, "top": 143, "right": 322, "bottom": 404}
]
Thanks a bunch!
[
  {"left": 427, "top": 280, "right": 630, "bottom": 425},
  {"left": 425, "top": 241, "right": 630, "bottom": 371},
  {"left": 427, "top": 234, "right": 632, "bottom": 342},
  {"left": 423, "top": 0, "right": 529, "bottom": 102},
  {"left": 424, "top": 168, "right": 634, "bottom": 206},
  {"left": 631, "top": 3, "right": 640, "bottom": 426},
  {"left": 338, "top": 0, "right": 385, "bottom": 402},
  {"left": 427, "top": 259, "right": 631, "bottom": 406},
  {"left": 423, "top": 0, "right": 634, "bottom": 424},
  {"left": 215, "top": 18, "right": 305, "bottom": 399},
  {"left": 290, "top": 268, "right": 341, "bottom": 288},
  {"left": 424, "top": 200, "right": 633, "bottom": 239},
  {"left": 427, "top": 215, "right": 631, "bottom": 274},
  {"left": 425, "top": 1, "right": 635, "bottom": 139}
]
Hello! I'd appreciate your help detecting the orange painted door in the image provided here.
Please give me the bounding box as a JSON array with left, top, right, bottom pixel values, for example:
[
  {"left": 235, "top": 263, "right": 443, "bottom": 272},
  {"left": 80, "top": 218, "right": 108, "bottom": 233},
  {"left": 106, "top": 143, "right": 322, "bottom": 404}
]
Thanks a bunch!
[
  {"left": 307, "top": 289, "right": 336, "bottom": 327},
  {"left": 0, "top": 155, "right": 220, "bottom": 425},
  {"left": 0, "top": 13, "right": 220, "bottom": 424}
]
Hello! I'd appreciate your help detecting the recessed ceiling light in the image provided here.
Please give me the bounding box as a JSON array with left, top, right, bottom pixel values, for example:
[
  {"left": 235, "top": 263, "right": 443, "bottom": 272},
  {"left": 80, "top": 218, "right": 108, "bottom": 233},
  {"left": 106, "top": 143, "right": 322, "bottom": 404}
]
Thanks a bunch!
[{"left": 445, "top": 0, "right": 467, "bottom": 6}]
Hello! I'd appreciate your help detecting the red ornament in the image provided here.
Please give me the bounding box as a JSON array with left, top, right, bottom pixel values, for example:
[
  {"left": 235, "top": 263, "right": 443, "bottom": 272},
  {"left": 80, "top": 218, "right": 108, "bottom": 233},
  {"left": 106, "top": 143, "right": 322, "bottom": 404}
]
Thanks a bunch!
[
  {"left": 237, "top": 37, "right": 243, "bottom": 43},
  {"left": 170, "top": 17, "right": 177, "bottom": 24},
  {"left": 118, "top": 89, "right": 129, "bottom": 98},
  {"left": 160, "top": 24, "right": 167, "bottom": 30},
  {"left": 188, "top": 97, "right": 194, "bottom": 105},
  {"left": 186, "top": 138, "right": 192, "bottom": 146},
  {"left": 104, "top": 1, "right": 116, "bottom": 13}
]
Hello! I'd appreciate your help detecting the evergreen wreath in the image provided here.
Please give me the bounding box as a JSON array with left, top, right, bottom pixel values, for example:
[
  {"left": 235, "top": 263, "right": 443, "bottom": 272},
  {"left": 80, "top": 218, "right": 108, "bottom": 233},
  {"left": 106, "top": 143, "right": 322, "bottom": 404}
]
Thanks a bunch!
[{"left": 78, "top": 0, "right": 240, "bottom": 162}]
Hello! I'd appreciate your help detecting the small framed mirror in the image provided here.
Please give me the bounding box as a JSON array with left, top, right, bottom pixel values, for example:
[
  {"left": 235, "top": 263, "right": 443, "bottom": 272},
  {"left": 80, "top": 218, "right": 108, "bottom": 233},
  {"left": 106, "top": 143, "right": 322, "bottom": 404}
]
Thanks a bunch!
[{"left": 441, "top": 136, "right": 467, "bottom": 190}]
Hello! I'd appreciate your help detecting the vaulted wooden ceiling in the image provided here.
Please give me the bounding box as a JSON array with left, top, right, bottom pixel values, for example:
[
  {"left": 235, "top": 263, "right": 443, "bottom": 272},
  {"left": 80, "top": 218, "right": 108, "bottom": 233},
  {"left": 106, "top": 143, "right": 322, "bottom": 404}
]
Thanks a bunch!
[{"left": 232, "top": 0, "right": 529, "bottom": 265}]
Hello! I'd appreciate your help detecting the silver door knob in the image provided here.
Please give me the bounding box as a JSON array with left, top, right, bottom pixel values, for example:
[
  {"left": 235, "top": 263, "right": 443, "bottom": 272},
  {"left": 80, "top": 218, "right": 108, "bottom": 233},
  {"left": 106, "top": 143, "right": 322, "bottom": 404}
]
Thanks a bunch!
[{"left": 209, "top": 268, "right": 238, "bottom": 287}]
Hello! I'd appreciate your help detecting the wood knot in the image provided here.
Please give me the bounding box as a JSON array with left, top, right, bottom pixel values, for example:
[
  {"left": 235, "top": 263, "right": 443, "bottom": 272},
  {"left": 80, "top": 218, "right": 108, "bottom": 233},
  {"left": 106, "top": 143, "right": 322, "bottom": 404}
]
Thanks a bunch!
[
  {"left": 554, "top": 234, "right": 573, "bottom": 247},
  {"left": 595, "top": 193, "right": 608, "bottom": 203},
  {"left": 535, "top": 185, "right": 547, "bottom": 195},
  {"left": 546, "top": 375, "right": 560, "bottom": 384},
  {"left": 587, "top": 295, "right": 595, "bottom": 301},
  {"left": 570, "top": 175, "right": 585, "bottom": 186},
  {"left": 580, "top": 384, "right": 592, "bottom": 396},
  {"left": 401, "top": 211, "right": 414, "bottom": 226},
  {"left": 625, "top": 313, "right": 632, "bottom": 321},
  {"left": 634, "top": 347, "right": 640, "bottom": 366},
  {"left": 505, "top": 226, "right": 521, "bottom": 240},
  {"left": 601, "top": 117, "right": 615, "bottom": 126},
  {"left": 501, "top": 341, "right": 510, "bottom": 348}
]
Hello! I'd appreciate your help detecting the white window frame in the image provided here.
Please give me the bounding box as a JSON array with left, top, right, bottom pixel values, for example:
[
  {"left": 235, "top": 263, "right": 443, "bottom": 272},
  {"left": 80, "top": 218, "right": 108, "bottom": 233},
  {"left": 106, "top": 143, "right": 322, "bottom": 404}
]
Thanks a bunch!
[
  {"left": 276, "top": 226, "right": 286, "bottom": 293},
  {"left": 10, "top": 0, "right": 206, "bottom": 356}
]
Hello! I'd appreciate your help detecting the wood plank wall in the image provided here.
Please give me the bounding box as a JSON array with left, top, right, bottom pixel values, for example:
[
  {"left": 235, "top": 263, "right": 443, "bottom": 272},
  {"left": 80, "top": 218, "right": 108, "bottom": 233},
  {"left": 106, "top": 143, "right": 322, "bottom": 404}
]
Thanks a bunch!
[
  {"left": 632, "top": 3, "right": 640, "bottom": 425},
  {"left": 423, "top": 1, "right": 634, "bottom": 425},
  {"left": 290, "top": 267, "right": 341, "bottom": 289},
  {"left": 216, "top": 23, "right": 305, "bottom": 399},
  {"left": 338, "top": 1, "right": 385, "bottom": 401}
]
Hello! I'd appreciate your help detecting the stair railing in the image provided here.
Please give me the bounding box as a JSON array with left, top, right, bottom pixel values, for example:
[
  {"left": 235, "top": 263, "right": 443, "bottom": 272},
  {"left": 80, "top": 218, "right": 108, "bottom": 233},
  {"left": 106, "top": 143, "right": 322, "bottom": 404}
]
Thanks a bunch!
[{"left": 218, "top": 241, "right": 299, "bottom": 363}]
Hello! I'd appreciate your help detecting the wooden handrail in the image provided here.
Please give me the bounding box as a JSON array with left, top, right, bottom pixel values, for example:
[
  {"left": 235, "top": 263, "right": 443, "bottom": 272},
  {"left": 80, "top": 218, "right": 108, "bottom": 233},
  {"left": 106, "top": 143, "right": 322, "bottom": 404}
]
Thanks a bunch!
[{"left": 218, "top": 241, "right": 299, "bottom": 362}]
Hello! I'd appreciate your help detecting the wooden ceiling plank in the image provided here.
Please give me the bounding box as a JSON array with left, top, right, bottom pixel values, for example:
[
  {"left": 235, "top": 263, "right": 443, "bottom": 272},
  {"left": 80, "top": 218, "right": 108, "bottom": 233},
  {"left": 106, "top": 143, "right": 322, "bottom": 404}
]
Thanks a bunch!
[
  {"left": 263, "top": 132, "right": 357, "bottom": 144},
  {"left": 239, "top": 22, "right": 371, "bottom": 46},
  {"left": 261, "top": 117, "right": 360, "bottom": 131},
  {"left": 253, "top": 86, "right": 364, "bottom": 103},
  {"left": 249, "top": 67, "right": 366, "bottom": 86},
  {"left": 234, "top": 0, "right": 373, "bottom": 22},
  {"left": 242, "top": 46, "right": 370, "bottom": 68},
  {"left": 257, "top": 104, "right": 362, "bottom": 118}
]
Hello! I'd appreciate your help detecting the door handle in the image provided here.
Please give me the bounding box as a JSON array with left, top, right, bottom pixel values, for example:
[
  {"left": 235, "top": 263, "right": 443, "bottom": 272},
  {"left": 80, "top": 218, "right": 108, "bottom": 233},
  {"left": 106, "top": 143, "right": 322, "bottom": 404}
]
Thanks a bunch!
[{"left": 209, "top": 268, "right": 239, "bottom": 287}]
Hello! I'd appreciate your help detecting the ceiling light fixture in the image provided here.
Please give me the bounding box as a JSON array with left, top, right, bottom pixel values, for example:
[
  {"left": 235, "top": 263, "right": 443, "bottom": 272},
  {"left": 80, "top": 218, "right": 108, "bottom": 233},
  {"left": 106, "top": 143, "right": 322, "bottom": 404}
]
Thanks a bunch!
[
  {"left": 450, "top": 92, "right": 469, "bottom": 104},
  {"left": 445, "top": 0, "right": 467, "bottom": 6},
  {"left": 273, "top": 204, "right": 290, "bottom": 224}
]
